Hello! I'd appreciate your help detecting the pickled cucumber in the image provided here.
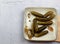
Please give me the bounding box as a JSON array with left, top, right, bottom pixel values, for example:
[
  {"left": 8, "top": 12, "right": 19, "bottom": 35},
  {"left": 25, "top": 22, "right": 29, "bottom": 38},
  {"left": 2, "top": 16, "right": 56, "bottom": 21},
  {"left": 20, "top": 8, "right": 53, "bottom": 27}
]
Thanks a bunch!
[
  {"left": 35, "top": 25, "right": 47, "bottom": 33},
  {"left": 31, "top": 18, "right": 38, "bottom": 36},
  {"left": 37, "top": 21, "right": 53, "bottom": 25},
  {"left": 31, "top": 11, "right": 44, "bottom": 18},
  {"left": 35, "top": 30, "right": 48, "bottom": 37}
]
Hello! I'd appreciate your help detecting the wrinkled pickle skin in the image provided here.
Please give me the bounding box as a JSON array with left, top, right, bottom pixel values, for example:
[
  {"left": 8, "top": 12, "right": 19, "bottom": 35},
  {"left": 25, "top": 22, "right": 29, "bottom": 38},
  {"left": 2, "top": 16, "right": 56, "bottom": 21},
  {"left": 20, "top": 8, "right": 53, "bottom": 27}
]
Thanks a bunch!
[
  {"left": 35, "top": 14, "right": 55, "bottom": 21},
  {"left": 37, "top": 21, "right": 53, "bottom": 25},
  {"left": 35, "top": 25, "right": 47, "bottom": 33},
  {"left": 31, "top": 11, "right": 44, "bottom": 18},
  {"left": 35, "top": 30, "right": 48, "bottom": 37}
]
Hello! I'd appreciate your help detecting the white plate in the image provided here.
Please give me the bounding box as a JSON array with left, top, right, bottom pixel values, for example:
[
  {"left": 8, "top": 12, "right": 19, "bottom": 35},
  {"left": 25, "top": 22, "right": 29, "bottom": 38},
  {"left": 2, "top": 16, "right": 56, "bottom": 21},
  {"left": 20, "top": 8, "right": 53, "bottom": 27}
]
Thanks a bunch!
[{"left": 24, "top": 7, "right": 57, "bottom": 41}]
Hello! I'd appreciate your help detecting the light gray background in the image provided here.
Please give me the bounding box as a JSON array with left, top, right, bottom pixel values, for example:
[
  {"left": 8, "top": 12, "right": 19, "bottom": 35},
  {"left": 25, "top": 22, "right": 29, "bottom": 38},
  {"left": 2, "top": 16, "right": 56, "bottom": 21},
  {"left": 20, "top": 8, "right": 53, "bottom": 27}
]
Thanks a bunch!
[{"left": 0, "top": 0, "right": 60, "bottom": 44}]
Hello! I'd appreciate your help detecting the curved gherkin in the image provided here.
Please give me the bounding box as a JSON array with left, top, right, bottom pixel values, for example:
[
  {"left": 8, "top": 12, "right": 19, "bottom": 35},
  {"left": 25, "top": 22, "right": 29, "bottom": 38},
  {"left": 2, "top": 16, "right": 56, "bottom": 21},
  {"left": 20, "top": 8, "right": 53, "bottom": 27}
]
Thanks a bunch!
[
  {"left": 35, "top": 30, "right": 48, "bottom": 37},
  {"left": 31, "top": 11, "right": 44, "bottom": 18}
]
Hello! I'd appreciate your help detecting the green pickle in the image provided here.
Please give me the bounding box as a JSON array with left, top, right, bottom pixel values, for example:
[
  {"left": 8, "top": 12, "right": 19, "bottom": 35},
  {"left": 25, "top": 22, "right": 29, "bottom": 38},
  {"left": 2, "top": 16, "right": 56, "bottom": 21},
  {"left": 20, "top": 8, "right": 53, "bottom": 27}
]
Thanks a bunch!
[
  {"left": 31, "top": 18, "right": 38, "bottom": 36},
  {"left": 31, "top": 11, "right": 44, "bottom": 18},
  {"left": 37, "top": 21, "right": 53, "bottom": 25},
  {"left": 35, "top": 30, "right": 48, "bottom": 37},
  {"left": 35, "top": 25, "right": 47, "bottom": 33}
]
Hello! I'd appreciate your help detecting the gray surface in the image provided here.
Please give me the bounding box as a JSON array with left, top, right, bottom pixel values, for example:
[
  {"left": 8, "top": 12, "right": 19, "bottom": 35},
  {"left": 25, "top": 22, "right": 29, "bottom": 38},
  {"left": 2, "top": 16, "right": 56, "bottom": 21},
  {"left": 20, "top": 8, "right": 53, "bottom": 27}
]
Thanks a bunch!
[{"left": 0, "top": 0, "right": 60, "bottom": 44}]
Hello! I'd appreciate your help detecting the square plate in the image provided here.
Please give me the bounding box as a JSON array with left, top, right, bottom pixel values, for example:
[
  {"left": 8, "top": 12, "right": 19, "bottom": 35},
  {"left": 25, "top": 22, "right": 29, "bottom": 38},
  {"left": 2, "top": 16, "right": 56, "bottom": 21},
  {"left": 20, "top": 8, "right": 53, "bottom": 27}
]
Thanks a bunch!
[{"left": 24, "top": 7, "right": 57, "bottom": 41}]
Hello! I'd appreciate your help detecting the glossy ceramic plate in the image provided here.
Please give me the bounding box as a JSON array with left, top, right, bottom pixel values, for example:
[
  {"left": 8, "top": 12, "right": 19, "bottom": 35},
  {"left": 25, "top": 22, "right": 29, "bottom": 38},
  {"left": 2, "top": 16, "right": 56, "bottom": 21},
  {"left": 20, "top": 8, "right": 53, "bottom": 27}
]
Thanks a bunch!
[{"left": 24, "top": 7, "right": 57, "bottom": 41}]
